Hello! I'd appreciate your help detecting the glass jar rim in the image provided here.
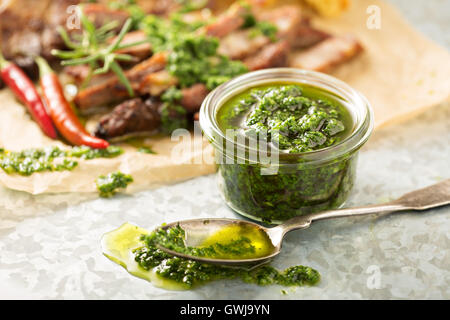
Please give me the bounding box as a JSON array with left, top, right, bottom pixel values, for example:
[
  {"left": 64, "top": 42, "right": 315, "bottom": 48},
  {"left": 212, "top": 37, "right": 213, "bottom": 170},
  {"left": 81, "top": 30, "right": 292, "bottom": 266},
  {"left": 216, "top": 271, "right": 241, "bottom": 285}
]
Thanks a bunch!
[{"left": 199, "top": 68, "right": 374, "bottom": 165}]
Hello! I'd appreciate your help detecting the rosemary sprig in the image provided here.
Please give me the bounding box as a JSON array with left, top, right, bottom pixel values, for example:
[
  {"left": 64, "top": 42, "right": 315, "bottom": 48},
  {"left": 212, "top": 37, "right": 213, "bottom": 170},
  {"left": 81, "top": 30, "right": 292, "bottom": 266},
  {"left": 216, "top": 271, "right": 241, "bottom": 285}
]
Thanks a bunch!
[{"left": 52, "top": 7, "right": 147, "bottom": 96}]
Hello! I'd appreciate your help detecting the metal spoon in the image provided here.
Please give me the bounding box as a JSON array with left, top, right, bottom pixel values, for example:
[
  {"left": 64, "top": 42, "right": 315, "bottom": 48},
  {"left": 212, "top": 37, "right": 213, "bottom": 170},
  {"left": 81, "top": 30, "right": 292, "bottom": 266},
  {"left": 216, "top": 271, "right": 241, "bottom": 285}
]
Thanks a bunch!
[{"left": 157, "top": 179, "right": 450, "bottom": 267}]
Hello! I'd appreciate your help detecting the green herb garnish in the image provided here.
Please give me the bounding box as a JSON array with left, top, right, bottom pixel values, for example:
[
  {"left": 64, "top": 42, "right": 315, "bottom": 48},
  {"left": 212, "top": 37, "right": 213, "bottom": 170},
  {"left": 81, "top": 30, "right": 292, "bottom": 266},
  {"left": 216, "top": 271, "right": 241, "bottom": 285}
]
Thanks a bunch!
[
  {"left": 52, "top": 8, "right": 145, "bottom": 94},
  {"left": 0, "top": 146, "right": 123, "bottom": 176},
  {"left": 69, "top": 145, "right": 124, "bottom": 159},
  {"left": 137, "top": 146, "right": 156, "bottom": 154},
  {"left": 145, "top": 225, "right": 257, "bottom": 259},
  {"left": 160, "top": 103, "right": 189, "bottom": 134},
  {"left": 96, "top": 171, "right": 133, "bottom": 197},
  {"left": 140, "top": 14, "right": 248, "bottom": 90},
  {"left": 0, "top": 147, "right": 77, "bottom": 176},
  {"left": 134, "top": 225, "right": 320, "bottom": 288}
]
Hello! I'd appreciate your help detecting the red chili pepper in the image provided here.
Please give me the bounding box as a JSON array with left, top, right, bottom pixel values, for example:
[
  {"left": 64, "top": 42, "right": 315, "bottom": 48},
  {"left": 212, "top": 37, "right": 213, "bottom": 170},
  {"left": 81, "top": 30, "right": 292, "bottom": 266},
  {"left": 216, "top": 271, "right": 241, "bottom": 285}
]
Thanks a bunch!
[
  {"left": 0, "top": 53, "right": 57, "bottom": 139},
  {"left": 35, "top": 57, "right": 109, "bottom": 149}
]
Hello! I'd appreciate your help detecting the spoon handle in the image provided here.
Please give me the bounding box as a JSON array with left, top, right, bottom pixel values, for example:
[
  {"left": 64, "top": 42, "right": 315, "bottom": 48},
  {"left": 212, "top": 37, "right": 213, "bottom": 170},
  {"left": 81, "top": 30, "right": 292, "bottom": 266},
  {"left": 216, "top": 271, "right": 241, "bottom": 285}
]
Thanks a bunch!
[{"left": 280, "top": 179, "right": 450, "bottom": 233}]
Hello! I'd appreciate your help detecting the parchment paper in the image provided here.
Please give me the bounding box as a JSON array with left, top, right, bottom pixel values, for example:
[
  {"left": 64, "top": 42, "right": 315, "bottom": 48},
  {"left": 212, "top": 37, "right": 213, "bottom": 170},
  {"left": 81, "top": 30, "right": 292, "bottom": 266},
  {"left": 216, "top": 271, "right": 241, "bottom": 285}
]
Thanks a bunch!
[
  {"left": 0, "top": 89, "right": 216, "bottom": 194},
  {"left": 0, "top": 0, "right": 449, "bottom": 194},
  {"left": 316, "top": 0, "right": 450, "bottom": 128}
]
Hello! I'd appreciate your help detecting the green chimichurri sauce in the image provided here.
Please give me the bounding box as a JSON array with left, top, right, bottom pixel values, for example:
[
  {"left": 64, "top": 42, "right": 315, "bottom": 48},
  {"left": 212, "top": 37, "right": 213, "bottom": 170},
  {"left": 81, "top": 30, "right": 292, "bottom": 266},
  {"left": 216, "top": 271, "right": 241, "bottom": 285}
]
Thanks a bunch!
[
  {"left": 147, "top": 223, "right": 276, "bottom": 260},
  {"left": 214, "top": 83, "right": 357, "bottom": 223},
  {"left": 96, "top": 171, "right": 133, "bottom": 198},
  {"left": 0, "top": 146, "right": 123, "bottom": 176},
  {"left": 102, "top": 223, "right": 320, "bottom": 290},
  {"left": 217, "top": 83, "right": 353, "bottom": 153}
]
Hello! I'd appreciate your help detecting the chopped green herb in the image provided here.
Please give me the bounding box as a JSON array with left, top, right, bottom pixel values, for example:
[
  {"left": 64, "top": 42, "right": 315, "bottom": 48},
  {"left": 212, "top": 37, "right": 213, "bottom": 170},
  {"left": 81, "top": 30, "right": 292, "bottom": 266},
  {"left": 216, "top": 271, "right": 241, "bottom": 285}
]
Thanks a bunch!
[
  {"left": 0, "top": 146, "right": 123, "bottom": 176},
  {"left": 96, "top": 171, "right": 133, "bottom": 197},
  {"left": 108, "top": 1, "right": 146, "bottom": 30},
  {"left": 215, "top": 83, "right": 356, "bottom": 222},
  {"left": 0, "top": 147, "right": 77, "bottom": 176},
  {"left": 137, "top": 146, "right": 156, "bottom": 154},
  {"left": 218, "top": 83, "right": 351, "bottom": 153},
  {"left": 133, "top": 224, "right": 320, "bottom": 288},
  {"left": 69, "top": 145, "right": 124, "bottom": 159},
  {"left": 160, "top": 103, "right": 189, "bottom": 134},
  {"left": 250, "top": 21, "right": 278, "bottom": 41},
  {"left": 175, "top": 0, "right": 208, "bottom": 13},
  {"left": 145, "top": 225, "right": 259, "bottom": 259},
  {"left": 140, "top": 14, "right": 248, "bottom": 90},
  {"left": 161, "top": 86, "right": 183, "bottom": 103}
]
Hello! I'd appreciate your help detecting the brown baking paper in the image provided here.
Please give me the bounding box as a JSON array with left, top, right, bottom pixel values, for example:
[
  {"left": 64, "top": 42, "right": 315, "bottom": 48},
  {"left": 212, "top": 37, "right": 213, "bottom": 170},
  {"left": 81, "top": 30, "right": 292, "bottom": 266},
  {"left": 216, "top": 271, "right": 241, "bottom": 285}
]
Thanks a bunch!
[{"left": 0, "top": 0, "right": 449, "bottom": 194}]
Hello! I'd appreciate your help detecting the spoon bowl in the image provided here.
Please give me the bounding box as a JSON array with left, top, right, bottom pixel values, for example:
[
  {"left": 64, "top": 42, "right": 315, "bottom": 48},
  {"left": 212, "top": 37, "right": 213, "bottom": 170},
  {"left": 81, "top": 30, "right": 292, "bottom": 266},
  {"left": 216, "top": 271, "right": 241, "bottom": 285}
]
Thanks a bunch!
[
  {"left": 158, "top": 218, "right": 285, "bottom": 267},
  {"left": 157, "top": 179, "right": 450, "bottom": 266}
]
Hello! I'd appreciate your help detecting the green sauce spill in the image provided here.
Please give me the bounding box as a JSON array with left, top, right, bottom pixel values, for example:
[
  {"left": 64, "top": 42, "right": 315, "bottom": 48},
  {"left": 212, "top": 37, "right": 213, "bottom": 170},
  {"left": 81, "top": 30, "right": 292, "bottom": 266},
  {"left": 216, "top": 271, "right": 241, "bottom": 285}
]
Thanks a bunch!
[
  {"left": 0, "top": 146, "right": 123, "bottom": 176},
  {"left": 101, "top": 223, "right": 320, "bottom": 290},
  {"left": 96, "top": 171, "right": 133, "bottom": 198}
]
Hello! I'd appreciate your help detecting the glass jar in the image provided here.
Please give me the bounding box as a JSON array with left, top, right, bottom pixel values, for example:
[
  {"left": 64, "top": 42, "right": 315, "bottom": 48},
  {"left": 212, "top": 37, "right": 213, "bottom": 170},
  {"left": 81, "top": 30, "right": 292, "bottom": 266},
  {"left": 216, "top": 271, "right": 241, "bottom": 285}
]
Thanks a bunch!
[{"left": 200, "top": 68, "right": 374, "bottom": 224}]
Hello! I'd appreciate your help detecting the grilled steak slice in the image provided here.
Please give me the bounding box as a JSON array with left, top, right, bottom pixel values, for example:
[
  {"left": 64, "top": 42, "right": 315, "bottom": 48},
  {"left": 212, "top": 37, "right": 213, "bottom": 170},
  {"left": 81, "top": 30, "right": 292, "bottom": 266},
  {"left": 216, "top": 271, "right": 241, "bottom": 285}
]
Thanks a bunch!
[
  {"left": 82, "top": 3, "right": 129, "bottom": 31},
  {"left": 244, "top": 40, "right": 290, "bottom": 71},
  {"left": 180, "top": 84, "right": 209, "bottom": 113},
  {"left": 292, "top": 25, "right": 330, "bottom": 49},
  {"left": 218, "top": 30, "right": 270, "bottom": 60},
  {"left": 138, "top": 70, "right": 179, "bottom": 96},
  {"left": 257, "top": 5, "right": 304, "bottom": 43},
  {"left": 218, "top": 5, "right": 311, "bottom": 61},
  {"left": 74, "top": 52, "right": 168, "bottom": 109},
  {"left": 114, "top": 30, "right": 152, "bottom": 61},
  {"left": 290, "top": 34, "right": 363, "bottom": 72},
  {"left": 95, "top": 98, "right": 161, "bottom": 140},
  {"left": 202, "top": 3, "right": 248, "bottom": 38},
  {"left": 63, "top": 65, "right": 116, "bottom": 87}
]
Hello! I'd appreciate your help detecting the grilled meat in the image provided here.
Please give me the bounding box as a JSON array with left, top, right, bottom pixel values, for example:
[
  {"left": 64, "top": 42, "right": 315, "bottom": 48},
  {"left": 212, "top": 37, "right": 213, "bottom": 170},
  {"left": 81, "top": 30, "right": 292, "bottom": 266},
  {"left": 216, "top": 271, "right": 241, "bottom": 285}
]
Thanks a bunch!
[
  {"left": 218, "top": 30, "right": 270, "bottom": 60},
  {"left": 292, "top": 25, "right": 330, "bottom": 49},
  {"left": 1, "top": 1, "right": 362, "bottom": 142},
  {"left": 63, "top": 65, "right": 116, "bottom": 87},
  {"left": 138, "top": 70, "right": 179, "bottom": 96},
  {"left": 290, "top": 34, "right": 363, "bottom": 72},
  {"left": 202, "top": 3, "right": 248, "bottom": 38},
  {"left": 180, "top": 84, "right": 210, "bottom": 113},
  {"left": 82, "top": 3, "right": 129, "bottom": 31},
  {"left": 0, "top": 0, "right": 81, "bottom": 78},
  {"left": 114, "top": 30, "right": 152, "bottom": 61},
  {"left": 244, "top": 40, "right": 290, "bottom": 70},
  {"left": 95, "top": 98, "right": 161, "bottom": 139},
  {"left": 257, "top": 5, "right": 304, "bottom": 43},
  {"left": 74, "top": 52, "right": 168, "bottom": 110},
  {"left": 74, "top": 3, "right": 251, "bottom": 110}
]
